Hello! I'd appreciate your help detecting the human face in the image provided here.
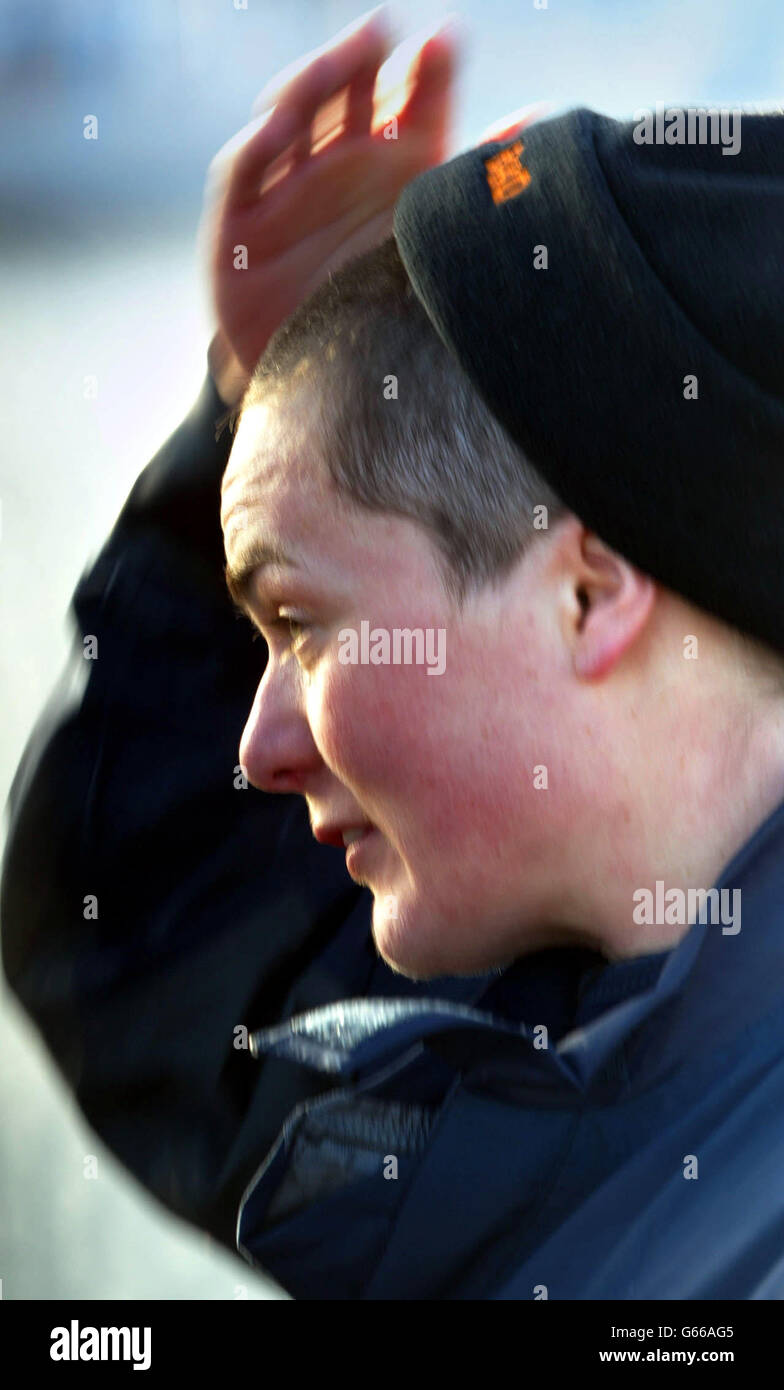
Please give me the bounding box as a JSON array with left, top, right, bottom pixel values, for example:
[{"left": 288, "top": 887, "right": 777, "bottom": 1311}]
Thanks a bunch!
[{"left": 221, "top": 388, "right": 582, "bottom": 980}]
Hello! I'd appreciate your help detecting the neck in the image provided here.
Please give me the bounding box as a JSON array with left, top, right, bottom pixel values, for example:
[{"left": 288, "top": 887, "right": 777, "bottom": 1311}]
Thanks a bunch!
[{"left": 568, "top": 686, "right": 784, "bottom": 960}]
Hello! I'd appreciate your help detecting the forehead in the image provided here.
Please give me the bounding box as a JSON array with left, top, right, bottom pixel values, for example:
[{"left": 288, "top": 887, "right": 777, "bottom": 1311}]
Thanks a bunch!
[
  {"left": 222, "top": 393, "right": 331, "bottom": 527},
  {"left": 221, "top": 393, "right": 337, "bottom": 588},
  {"left": 221, "top": 392, "right": 401, "bottom": 600}
]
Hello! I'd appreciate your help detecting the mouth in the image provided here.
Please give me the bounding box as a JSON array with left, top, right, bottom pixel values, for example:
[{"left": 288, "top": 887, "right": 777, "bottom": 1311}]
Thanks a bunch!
[
  {"left": 312, "top": 820, "right": 381, "bottom": 873},
  {"left": 312, "top": 821, "right": 376, "bottom": 850}
]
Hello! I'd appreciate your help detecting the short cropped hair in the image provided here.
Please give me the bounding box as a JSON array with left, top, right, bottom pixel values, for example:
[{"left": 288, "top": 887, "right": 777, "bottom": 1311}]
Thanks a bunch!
[
  {"left": 239, "top": 233, "right": 568, "bottom": 605},
  {"left": 237, "top": 236, "right": 784, "bottom": 696}
]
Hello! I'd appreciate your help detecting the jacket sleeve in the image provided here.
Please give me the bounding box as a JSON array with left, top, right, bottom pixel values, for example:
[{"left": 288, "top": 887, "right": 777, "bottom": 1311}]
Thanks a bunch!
[{"left": 0, "top": 366, "right": 380, "bottom": 1257}]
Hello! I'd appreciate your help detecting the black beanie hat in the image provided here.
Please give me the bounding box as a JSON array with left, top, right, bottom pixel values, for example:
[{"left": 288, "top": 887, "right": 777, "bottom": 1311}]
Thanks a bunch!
[{"left": 393, "top": 107, "right": 784, "bottom": 655}]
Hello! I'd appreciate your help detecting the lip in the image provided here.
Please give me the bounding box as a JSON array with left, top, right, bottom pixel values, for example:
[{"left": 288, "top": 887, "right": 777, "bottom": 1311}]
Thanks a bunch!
[
  {"left": 312, "top": 821, "right": 376, "bottom": 850},
  {"left": 344, "top": 826, "right": 380, "bottom": 875}
]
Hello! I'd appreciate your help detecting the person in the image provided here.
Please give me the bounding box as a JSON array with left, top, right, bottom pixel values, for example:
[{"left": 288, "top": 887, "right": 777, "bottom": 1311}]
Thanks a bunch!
[{"left": 3, "top": 8, "right": 784, "bottom": 1300}]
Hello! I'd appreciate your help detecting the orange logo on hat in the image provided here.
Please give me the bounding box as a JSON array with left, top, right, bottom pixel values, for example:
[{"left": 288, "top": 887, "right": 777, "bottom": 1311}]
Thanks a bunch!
[{"left": 484, "top": 138, "right": 531, "bottom": 204}]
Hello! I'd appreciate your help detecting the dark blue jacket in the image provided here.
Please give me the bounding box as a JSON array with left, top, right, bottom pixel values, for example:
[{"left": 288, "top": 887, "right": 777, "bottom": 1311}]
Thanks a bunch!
[{"left": 3, "top": 368, "right": 784, "bottom": 1299}]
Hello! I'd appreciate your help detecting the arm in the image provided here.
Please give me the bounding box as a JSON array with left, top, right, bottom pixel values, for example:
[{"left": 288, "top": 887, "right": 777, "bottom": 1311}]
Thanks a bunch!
[
  {"left": 1, "top": 9, "right": 463, "bottom": 1256},
  {"left": 0, "top": 352, "right": 370, "bottom": 1251}
]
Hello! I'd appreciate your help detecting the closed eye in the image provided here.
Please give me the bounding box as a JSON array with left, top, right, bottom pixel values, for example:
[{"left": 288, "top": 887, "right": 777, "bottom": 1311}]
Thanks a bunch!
[
  {"left": 282, "top": 617, "right": 307, "bottom": 643},
  {"left": 271, "top": 616, "right": 308, "bottom": 645},
  {"left": 233, "top": 604, "right": 310, "bottom": 652}
]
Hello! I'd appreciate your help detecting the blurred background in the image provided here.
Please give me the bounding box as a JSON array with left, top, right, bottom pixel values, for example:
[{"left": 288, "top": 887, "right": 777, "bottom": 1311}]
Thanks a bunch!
[{"left": 0, "top": 0, "right": 782, "bottom": 1300}]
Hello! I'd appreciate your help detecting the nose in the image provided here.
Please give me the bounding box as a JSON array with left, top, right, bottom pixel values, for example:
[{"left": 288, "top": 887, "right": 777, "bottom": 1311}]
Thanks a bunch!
[{"left": 239, "top": 659, "right": 322, "bottom": 794}]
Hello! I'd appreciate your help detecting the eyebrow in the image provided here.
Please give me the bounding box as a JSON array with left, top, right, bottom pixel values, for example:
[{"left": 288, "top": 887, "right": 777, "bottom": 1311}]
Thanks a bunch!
[{"left": 224, "top": 540, "right": 296, "bottom": 615}]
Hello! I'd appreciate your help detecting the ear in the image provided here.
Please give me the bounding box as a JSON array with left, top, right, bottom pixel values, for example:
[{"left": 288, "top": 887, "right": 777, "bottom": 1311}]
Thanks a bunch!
[{"left": 570, "top": 530, "right": 656, "bottom": 680}]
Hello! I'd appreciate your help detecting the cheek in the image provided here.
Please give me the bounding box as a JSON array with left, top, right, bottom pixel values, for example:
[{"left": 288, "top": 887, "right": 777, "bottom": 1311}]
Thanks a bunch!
[
  {"left": 306, "top": 652, "right": 523, "bottom": 840},
  {"left": 308, "top": 658, "right": 433, "bottom": 789}
]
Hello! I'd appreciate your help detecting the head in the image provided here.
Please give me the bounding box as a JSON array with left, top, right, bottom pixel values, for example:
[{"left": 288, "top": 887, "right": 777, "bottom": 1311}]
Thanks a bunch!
[{"left": 221, "top": 235, "right": 784, "bottom": 980}]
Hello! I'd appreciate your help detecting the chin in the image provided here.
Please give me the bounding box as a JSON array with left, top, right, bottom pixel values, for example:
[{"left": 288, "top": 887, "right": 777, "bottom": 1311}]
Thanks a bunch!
[
  {"left": 371, "top": 898, "right": 441, "bottom": 981},
  {"left": 371, "top": 895, "right": 495, "bottom": 982}
]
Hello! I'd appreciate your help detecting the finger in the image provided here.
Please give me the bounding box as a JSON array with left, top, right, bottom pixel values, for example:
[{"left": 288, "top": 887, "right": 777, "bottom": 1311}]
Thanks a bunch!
[
  {"left": 344, "top": 62, "right": 379, "bottom": 138},
  {"left": 250, "top": 86, "right": 277, "bottom": 121},
  {"left": 287, "top": 119, "right": 313, "bottom": 168},
  {"left": 340, "top": 2, "right": 404, "bottom": 139},
  {"left": 228, "top": 98, "right": 314, "bottom": 206},
  {"left": 205, "top": 107, "right": 279, "bottom": 202},
  {"left": 394, "top": 14, "right": 463, "bottom": 132},
  {"left": 252, "top": 5, "right": 391, "bottom": 118},
  {"left": 232, "top": 12, "right": 393, "bottom": 204}
]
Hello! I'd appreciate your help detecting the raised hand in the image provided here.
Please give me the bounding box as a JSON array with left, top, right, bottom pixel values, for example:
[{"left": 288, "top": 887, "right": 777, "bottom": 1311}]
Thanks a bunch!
[{"left": 200, "top": 7, "right": 461, "bottom": 397}]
